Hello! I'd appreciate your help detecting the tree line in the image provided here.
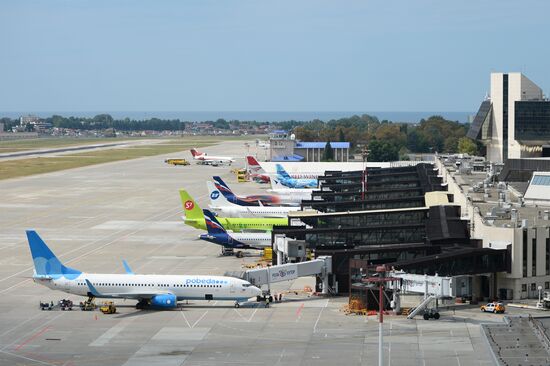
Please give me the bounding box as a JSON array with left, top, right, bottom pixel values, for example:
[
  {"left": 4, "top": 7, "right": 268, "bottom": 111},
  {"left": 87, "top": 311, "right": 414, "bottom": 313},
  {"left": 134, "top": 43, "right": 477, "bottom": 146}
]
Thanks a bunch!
[
  {"left": 292, "top": 114, "right": 480, "bottom": 161},
  {"left": 1, "top": 113, "right": 480, "bottom": 160}
]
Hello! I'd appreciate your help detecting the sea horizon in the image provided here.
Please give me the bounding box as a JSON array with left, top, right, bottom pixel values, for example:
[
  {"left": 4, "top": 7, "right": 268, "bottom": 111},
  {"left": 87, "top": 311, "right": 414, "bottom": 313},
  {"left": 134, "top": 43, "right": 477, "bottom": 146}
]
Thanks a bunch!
[{"left": 0, "top": 111, "right": 473, "bottom": 123}]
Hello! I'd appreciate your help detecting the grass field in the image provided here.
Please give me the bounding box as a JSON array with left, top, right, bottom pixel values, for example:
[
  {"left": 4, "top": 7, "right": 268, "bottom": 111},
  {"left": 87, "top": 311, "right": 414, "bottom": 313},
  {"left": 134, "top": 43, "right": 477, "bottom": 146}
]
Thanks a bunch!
[
  {"left": 0, "top": 140, "right": 220, "bottom": 180},
  {"left": 0, "top": 135, "right": 260, "bottom": 154},
  {"left": 0, "top": 138, "right": 137, "bottom": 153}
]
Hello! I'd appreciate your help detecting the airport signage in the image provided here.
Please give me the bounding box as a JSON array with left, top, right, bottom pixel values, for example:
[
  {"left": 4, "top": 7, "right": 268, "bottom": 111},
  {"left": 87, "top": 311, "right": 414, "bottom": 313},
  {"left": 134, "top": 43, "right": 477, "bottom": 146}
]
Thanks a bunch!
[{"left": 270, "top": 264, "right": 298, "bottom": 282}]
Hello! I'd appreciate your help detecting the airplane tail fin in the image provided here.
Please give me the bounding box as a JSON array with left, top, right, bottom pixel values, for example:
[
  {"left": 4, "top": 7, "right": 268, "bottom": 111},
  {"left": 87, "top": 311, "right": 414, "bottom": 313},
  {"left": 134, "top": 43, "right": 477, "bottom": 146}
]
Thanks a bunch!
[
  {"left": 26, "top": 230, "right": 81, "bottom": 278},
  {"left": 179, "top": 189, "right": 204, "bottom": 220},
  {"left": 276, "top": 164, "right": 291, "bottom": 179},
  {"left": 246, "top": 156, "right": 265, "bottom": 173},
  {"left": 212, "top": 176, "right": 237, "bottom": 200},
  {"left": 190, "top": 148, "right": 202, "bottom": 157},
  {"left": 203, "top": 209, "right": 227, "bottom": 234},
  {"left": 206, "top": 181, "right": 235, "bottom": 207}
]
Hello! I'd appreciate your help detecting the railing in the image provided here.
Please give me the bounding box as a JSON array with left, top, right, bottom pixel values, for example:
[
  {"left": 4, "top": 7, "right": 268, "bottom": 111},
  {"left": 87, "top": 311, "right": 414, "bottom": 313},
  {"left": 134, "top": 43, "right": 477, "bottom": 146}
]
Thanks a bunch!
[{"left": 528, "top": 314, "right": 550, "bottom": 353}]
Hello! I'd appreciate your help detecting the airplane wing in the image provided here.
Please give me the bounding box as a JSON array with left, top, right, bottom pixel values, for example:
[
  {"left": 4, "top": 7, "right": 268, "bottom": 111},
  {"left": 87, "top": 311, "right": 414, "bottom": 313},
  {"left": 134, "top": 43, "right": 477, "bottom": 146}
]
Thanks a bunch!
[{"left": 85, "top": 279, "right": 171, "bottom": 299}]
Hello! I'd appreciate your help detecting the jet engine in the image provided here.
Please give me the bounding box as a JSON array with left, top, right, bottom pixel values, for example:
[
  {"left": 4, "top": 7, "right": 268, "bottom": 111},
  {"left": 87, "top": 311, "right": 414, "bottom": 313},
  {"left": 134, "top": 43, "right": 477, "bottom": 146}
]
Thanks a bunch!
[{"left": 150, "top": 294, "right": 177, "bottom": 308}]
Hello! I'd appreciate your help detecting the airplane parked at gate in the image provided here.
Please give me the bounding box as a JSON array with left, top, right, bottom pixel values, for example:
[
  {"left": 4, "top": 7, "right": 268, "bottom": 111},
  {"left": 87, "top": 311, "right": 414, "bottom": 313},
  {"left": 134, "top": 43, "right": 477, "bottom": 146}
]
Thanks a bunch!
[
  {"left": 26, "top": 230, "right": 261, "bottom": 308},
  {"left": 206, "top": 181, "right": 302, "bottom": 218},
  {"left": 212, "top": 176, "right": 297, "bottom": 206},
  {"left": 190, "top": 148, "right": 235, "bottom": 166},
  {"left": 179, "top": 189, "right": 287, "bottom": 231},
  {"left": 246, "top": 156, "right": 271, "bottom": 183},
  {"left": 275, "top": 164, "right": 318, "bottom": 189},
  {"left": 213, "top": 176, "right": 303, "bottom": 207},
  {"left": 246, "top": 156, "right": 318, "bottom": 182},
  {"left": 267, "top": 177, "right": 314, "bottom": 200},
  {"left": 199, "top": 210, "right": 272, "bottom": 255}
]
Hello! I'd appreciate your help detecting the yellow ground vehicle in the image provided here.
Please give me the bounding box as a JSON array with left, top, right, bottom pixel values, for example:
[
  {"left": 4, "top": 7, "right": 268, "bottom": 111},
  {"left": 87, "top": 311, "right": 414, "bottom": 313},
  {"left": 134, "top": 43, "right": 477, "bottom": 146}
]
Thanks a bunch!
[
  {"left": 100, "top": 301, "right": 117, "bottom": 314},
  {"left": 262, "top": 248, "right": 272, "bottom": 261},
  {"left": 164, "top": 158, "right": 190, "bottom": 166},
  {"left": 480, "top": 302, "right": 505, "bottom": 314},
  {"left": 79, "top": 299, "right": 96, "bottom": 311},
  {"left": 236, "top": 169, "right": 247, "bottom": 182}
]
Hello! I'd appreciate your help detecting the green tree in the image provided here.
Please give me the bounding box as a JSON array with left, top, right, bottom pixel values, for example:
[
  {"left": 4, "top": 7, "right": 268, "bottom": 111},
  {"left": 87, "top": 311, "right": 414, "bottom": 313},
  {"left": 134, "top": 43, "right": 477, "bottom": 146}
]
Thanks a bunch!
[
  {"left": 322, "top": 142, "right": 334, "bottom": 161},
  {"left": 368, "top": 140, "right": 399, "bottom": 162},
  {"left": 457, "top": 137, "right": 478, "bottom": 155},
  {"left": 338, "top": 128, "right": 345, "bottom": 142}
]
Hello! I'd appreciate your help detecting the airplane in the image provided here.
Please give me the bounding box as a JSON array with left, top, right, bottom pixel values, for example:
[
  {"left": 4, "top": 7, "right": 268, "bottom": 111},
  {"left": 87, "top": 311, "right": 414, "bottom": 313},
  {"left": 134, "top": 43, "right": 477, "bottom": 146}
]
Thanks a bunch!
[
  {"left": 245, "top": 156, "right": 271, "bottom": 183},
  {"left": 212, "top": 176, "right": 295, "bottom": 206},
  {"left": 179, "top": 189, "right": 287, "bottom": 231},
  {"left": 256, "top": 140, "right": 270, "bottom": 149},
  {"left": 199, "top": 210, "right": 272, "bottom": 256},
  {"left": 275, "top": 164, "right": 318, "bottom": 189},
  {"left": 207, "top": 181, "right": 302, "bottom": 218},
  {"left": 190, "top": 148, "right": 235, "bottom": 166},
  {"left": 266, "top": 176, "right": 314, "bottom": 201},
  {"left": 246, "top": 156, "right": 318, "bottom": 180},
  {"left": 213, "top": 176, "right": 303, "bottom": 207},
  {"left": 26, "top": 230, "right": 261, "bottom": 308}
]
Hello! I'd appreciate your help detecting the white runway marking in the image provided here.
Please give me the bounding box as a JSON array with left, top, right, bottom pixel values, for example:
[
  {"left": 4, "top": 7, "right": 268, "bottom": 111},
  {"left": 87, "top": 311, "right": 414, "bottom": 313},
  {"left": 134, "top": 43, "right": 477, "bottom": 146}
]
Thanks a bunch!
[
  {"left": 89, "top": 318, "right": 135, "bottom": 346},
  {"left": 180, "top": 311, "right": 192, "bottom": 328},
  {"left": 192, "top": 311, "right": 208, "bottom": 328}
]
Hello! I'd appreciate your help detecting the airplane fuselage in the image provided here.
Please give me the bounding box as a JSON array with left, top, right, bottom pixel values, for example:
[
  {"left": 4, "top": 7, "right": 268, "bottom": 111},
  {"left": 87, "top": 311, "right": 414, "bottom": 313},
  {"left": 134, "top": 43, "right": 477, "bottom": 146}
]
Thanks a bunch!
[
  {"left": 212, "top": 205, "right": 300, "bottom": 218},
  {"left": 35, "top": 273, "right": 260, "bottom": 302}
]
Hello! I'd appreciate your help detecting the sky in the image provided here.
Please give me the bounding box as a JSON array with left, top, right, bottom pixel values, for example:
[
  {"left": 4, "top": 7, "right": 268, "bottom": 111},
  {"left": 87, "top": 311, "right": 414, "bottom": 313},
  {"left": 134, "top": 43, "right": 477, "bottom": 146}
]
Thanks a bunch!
[{"left": 1, "top": 0, "right": 549, "bottom": 113}]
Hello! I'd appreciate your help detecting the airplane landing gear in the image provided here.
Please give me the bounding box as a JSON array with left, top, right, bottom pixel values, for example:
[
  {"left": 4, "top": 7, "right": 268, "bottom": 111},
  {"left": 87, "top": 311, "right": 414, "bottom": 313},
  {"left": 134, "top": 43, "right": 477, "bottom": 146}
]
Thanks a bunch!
[
  {"left": 234, "top": 302, "right": 240, "bottom": 308},
  {"left": 136, "top": 299, "right": 148, "bottom": 309}
]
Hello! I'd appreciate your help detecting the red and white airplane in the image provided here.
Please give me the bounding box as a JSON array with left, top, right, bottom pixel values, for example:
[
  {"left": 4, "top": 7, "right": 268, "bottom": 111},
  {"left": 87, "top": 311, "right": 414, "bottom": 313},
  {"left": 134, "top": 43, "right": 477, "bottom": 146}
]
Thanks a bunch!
[
  {"left": 246, "top": 156, "right": 271, "bottom": 183},
  {"left": 190, "top": 148, "right": 235, "bottom": 166}
]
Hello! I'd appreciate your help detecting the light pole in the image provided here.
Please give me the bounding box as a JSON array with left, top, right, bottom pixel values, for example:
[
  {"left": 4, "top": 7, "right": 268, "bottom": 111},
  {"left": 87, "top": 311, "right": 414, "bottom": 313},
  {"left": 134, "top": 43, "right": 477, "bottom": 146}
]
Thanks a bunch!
[
  {"left": 363, "top": 265, "right": 399, "bottom": 366},
  {"left": 361, "top": 147, "right": 370, "bottom": 201}
]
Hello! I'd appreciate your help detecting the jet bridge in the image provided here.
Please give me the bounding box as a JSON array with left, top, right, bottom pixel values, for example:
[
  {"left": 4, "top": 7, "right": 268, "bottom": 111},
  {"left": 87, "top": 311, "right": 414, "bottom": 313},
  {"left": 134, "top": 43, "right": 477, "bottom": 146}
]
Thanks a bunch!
[{"left": 225, "top": 256, "right": 332, "bottom": 295}]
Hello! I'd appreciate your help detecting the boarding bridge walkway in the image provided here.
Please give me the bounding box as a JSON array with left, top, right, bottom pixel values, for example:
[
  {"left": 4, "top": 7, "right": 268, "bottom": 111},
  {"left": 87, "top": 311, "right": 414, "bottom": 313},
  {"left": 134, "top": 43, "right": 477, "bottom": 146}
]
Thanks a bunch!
[{"left": 225, "top": 256, "right": 332, "bottom": 294}]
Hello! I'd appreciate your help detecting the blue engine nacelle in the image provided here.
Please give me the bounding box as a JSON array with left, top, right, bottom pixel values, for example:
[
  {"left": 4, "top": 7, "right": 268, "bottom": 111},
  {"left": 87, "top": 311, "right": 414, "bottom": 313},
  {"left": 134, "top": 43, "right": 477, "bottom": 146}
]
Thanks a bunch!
[{"left": 150, "top": 294, "right": 177, "bottom": 308}]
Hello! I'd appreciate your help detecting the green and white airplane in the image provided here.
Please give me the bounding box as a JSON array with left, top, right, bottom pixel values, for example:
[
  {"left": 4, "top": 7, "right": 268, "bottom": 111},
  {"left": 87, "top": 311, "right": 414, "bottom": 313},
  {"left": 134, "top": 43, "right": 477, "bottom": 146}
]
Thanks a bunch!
[{"left": 179, "top": 190, "right": 287, "bottom": 232}]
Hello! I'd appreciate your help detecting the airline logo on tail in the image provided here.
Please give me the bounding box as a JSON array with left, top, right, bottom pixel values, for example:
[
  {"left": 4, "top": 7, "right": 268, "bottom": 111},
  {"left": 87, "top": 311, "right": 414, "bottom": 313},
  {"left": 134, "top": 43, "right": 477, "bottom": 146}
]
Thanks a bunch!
[
  {"left": 184, "top": 200, "right": 194, "bottom": 210},
  {"left": 204, "top": 211, "right": 225, "bottom": 232},
  {"left": 276, "top": 164, "right": 292, "bottom": 179},
  {"left": 27, "top": 230, "right": 82, "bottom": 280},
  {"left": 246, "top": 156, "right": 263, "bottom": 172},
  {"left": 190, "top": 148, "right": 203, "bottom": 158}
]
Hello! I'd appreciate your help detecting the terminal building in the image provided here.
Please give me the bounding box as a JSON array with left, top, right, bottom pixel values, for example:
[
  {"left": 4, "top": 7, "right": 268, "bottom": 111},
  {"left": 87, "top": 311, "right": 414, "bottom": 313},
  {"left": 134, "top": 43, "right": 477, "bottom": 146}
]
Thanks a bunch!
[
  {"left": 274, "top": 164, "right": 508, "bottom": 299},
  {"left": 269, "top": 130, "right": 350, "bottom": 162}
]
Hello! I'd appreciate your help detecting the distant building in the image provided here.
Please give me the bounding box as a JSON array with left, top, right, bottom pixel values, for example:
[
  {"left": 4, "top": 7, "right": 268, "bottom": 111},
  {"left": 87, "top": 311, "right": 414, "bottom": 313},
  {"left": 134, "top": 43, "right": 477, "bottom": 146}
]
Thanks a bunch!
[
  {"left": 19, "top": 115, "right": 51, "bottom": 132},
  {"left": 269, "top": 130, "right": 350, "bottom": 162},
  {"left": 467, "top": 72, "right": 550, "bottom": 163}
]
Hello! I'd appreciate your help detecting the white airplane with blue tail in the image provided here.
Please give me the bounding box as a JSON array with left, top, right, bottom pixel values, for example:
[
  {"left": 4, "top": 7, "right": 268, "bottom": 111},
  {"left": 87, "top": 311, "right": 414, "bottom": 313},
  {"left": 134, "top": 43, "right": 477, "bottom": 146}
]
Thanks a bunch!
[{"left": 27, "top": 230, "right": 261, "bottom": 308}]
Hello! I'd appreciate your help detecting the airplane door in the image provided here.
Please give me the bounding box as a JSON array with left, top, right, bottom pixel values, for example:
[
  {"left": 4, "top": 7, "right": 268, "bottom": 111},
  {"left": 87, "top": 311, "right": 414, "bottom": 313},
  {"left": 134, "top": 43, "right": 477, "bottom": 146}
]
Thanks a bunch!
[{"left": 230, "top": 282, "right": 236, "bottom": 294}]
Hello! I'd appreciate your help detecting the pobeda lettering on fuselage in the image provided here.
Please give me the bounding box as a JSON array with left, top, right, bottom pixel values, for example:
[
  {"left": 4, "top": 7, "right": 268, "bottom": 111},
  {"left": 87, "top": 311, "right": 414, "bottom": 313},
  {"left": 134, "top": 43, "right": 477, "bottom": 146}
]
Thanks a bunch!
[{"left": 26, "top": 230, "right": 261, "bottom": 309}]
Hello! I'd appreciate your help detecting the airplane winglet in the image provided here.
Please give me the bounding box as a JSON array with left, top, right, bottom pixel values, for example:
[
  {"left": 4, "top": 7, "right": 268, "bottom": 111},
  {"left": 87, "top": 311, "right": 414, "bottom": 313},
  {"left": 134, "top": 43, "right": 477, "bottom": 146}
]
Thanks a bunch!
[
  {"left": 122, "top": 260, "right": 134, "bottom": 275},
  {"left": 85, "top": 279, "right": 101, "bottom": 297}
]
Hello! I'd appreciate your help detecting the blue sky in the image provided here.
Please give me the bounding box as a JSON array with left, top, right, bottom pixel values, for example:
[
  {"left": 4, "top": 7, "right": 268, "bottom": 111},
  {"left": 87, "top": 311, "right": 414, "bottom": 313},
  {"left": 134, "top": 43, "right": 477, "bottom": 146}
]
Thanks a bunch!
[{"left": 1, "top": 0, "right": 549, "bottom": 112}]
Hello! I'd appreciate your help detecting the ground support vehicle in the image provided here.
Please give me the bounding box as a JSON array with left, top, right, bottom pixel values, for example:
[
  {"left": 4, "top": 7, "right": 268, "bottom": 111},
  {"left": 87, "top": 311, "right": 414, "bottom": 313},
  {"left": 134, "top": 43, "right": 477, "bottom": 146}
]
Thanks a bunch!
[
  {"left": 79, "top": 299, "right": 97, "bottom": 311},
  {"left": 480, "top": 302, "right": 505, "bottom": 314},
  {"left": 165, "top": 158, "right": 190, "bottom": 166},
  {"left": 422, "top": 308, "right": 440, "bottom": 320},
  {"left": 100, "top": 301, "right": 117, "bottom": 314},
  {"left": 39, "top": 301, "right": 54, "bottom": 310},
  {"left": 59, "top": 299, "right": 73, "bottom": 310}
]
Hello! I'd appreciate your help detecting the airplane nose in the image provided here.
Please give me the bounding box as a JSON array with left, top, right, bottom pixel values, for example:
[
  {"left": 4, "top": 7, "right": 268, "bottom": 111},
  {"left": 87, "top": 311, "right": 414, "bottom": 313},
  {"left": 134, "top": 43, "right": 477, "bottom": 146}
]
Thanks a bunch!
[{"left": 251, "top": 286, "right": 262, "bottom": 296}]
